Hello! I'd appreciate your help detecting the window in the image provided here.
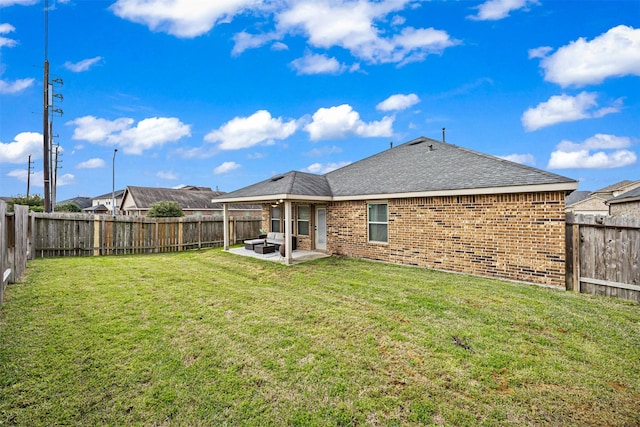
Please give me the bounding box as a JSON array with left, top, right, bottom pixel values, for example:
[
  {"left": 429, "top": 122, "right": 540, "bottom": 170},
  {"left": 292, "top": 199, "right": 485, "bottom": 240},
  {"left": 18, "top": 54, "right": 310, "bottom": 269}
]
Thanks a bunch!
[
  {"left": 297, "top": 205, "right": 310, "bottom": 236},
  {"left": 368, "top": 203, "right": 388, "bottom": 243},
  {"left": 271, "top": 206, "right": 281, "bottom": 232}
]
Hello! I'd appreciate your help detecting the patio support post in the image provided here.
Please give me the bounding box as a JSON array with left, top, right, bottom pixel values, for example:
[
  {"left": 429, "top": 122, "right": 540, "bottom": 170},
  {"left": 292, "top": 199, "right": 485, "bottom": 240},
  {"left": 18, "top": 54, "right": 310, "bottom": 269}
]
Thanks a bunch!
[
  {"left": 223, "top": 203, "right": 229, "bottom": 251},
  {"left": 284, "top": 200, "right": 293, "bottom": 265}
]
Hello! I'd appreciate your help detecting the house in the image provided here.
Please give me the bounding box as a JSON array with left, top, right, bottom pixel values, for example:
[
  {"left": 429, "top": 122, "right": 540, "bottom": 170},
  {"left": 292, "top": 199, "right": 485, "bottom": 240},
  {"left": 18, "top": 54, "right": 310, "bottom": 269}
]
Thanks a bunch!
[
  {"left": 120, "top": 185, "right": 260, "bottom": 217},
  {"left": 214, "top": 136, "right": 578, "bottom": 287},
  {"left": 90, "top": 189, "right": 125, "bottom": 215},
  {"left": 56, "top": 196, "right": 92, "bottom": 210},
  {"left": 566, "top": 180, "right": 640, "bottom": 215},
  {"left": 607, "top": 187, "right": 640, "bottom": 217}
]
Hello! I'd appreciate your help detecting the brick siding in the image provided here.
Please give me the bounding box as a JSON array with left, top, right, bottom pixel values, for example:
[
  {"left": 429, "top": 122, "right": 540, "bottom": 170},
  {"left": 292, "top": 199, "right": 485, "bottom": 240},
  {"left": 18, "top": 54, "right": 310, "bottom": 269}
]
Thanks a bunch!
[
  {"left": 326, "top": 192, "right": 567, "bottom": 287},
  {"left": 610, "top": 201, "right": 640, "bottom": 217}
]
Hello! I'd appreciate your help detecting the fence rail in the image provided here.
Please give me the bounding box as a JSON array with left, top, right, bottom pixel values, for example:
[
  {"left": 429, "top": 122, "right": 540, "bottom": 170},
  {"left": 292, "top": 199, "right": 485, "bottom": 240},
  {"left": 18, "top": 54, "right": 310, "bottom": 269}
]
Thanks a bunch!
[
  {"left": 31, "top": 212, "right": 261, "bottom": 257},
  {"left": 566, "top": 213, "right": 640, "bottom": 303}
]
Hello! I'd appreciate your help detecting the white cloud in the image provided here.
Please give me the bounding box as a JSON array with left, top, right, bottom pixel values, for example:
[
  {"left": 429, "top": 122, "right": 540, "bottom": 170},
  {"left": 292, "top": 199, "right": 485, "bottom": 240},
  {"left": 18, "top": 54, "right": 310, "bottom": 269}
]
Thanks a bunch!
[
  {"left": 0, "top": 0, "right": 37, "bottom": 6},
  {"left": 232, "top": 30, "right": 278, "bottom": 56},
  {"left": 497, "top": 153, "right": 535, "bottom": 166},
  {"left": 0, "top": 132, "right": 42, "bottom": 163},
  {"left": 204, "top": 110, "right": 297, "bottom": 150},
  {"left": 376, "top": 93, "right": 420, "bottom": 111},
  {"left": 0, "top": 77, "right": 34, "bottom": 94},
  {"left": 271, "top": 41, "right": 288, "bottom": 51},
  {"left": 305, "top": 161, "right": 351, "bottom": 174},
  {"left": 111, "top": 0, "right": 458, "bottom": 67},
  {"left": 110, "top": 0, "right": 256, "bottom": 38},
  {"left": 304, "top": 104, "right": 393, "bottom": 141},
  {"left": 214, "top": 161, "right": 241, "bottom": 174},
  {"left": 75, "top": 158, "right": 105, "bottom": 169},
  {"left": 528, "top": 46, "right": 552, "bottom": 59},
  {"left": 67, "top": 115, "right": 191, "bottom": 154},
  {"left": 7, "top": 170, "right": 74, "bottom": 187},
  {"left": 468, "top": 0, "right": 538, "bottom": 21},
  {"left": 538, "top": 25, "right": 640, "bottom": 87},
  {"left": 157, "top": 170, "right": 178, "bottom": 180},
  {"left": 521, "top": 92, "right": 621, "bottom": 131},
  {"left": 64, "top": 56, "right": 103, "bottom": 72},
  {"left": 276, "top": 1, "right": 458, "bottom": 65},
  {"left": 548, "top": 134, "right": 637, "bottom": 169},
  {"left": 0, "top": 23, "right": 16, "bottom": 48},
  {"left": 290, "top": 52, "right": 346, "bottom": 75},
  {"left": 0, "top": 23, "right": 15, "bottom": 33}
]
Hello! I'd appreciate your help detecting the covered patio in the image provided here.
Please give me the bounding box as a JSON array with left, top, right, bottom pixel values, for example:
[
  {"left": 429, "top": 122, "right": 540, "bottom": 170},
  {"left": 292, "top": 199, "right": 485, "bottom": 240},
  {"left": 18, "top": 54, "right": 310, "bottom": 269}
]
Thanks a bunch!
[{"left": 215, "top": 171, "right": 333, "bottom": 265}]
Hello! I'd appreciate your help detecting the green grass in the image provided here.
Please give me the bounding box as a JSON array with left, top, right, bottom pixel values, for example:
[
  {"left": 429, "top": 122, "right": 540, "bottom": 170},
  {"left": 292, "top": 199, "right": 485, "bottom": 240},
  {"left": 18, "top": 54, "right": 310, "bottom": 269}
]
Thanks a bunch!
[{"left": 1, "top": 249, "right": 639, "bottom": 426}]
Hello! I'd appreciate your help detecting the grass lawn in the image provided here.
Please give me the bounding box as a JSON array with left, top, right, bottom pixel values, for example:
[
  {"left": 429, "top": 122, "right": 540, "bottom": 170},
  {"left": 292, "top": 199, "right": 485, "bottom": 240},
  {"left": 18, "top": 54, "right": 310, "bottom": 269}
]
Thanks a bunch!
[{"left": 1, "top": 249, "right": 639, "bottom": 426}]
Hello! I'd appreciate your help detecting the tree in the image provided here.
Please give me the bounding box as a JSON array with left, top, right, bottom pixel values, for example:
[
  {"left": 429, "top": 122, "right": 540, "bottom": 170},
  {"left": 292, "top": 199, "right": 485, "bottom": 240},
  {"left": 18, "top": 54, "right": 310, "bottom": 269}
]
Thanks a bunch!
[
  {"left": 56, "top": 202, "right": 82, "bottom": 213},
  {"left": 147, "top": 201, "right": 184, "bottom": 218},
  {"left": 8, "top": 194, "right": 44, "bottom": 213}
]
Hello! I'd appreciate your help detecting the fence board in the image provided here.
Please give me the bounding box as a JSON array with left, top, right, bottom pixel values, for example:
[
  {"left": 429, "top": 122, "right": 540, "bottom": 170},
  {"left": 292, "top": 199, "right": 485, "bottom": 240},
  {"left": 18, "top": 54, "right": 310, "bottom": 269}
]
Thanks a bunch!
[
  {"left": 566, "top": 213, "right": 640, "bottom": 303},
  {"left": 29, "top": 213, "right": 260, "bottom": 257}
]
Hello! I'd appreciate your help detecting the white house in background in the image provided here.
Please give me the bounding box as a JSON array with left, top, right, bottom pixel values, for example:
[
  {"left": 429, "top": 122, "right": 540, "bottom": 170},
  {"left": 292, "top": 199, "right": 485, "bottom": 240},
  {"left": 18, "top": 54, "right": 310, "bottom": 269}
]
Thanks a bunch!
[
  {"left": 89, "top": 189, "right": 125, "bottom": 214},
  {"left": 566, "top": 180, "right": 640, "bottom": 216}
]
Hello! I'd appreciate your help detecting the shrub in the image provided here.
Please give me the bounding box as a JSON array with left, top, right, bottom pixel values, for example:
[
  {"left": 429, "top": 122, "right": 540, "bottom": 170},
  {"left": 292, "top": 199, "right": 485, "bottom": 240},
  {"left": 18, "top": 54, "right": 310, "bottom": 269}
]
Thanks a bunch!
[
  {"left": 56, "top": 202, "right": 82, "bottom": 213},
  {"left": 147, "top": 201, "right": 184, "bottom": 218}
]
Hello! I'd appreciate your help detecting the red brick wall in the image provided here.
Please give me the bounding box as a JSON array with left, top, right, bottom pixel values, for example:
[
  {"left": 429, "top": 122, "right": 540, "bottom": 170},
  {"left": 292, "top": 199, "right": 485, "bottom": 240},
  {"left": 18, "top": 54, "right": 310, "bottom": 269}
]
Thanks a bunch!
[{"left": 326, "top": 192, "right": 567, "bottom": 287}]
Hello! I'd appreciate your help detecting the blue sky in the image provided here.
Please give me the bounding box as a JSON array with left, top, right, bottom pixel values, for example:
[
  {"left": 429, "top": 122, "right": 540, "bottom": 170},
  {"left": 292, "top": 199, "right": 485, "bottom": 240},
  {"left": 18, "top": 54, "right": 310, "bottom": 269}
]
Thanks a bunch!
[{"left": 1, "top": 0, "right": 639, "bottom": 202}]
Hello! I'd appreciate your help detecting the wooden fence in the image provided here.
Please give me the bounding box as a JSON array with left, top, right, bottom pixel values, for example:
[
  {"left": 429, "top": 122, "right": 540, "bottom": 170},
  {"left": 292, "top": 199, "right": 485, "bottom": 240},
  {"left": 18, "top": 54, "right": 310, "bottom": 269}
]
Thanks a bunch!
[
  {"left": 31, "top": 213, "right": 261, "bottom": 257},
  {"left": 566, "top": 213, "right": 640, "bottom": 303},
  {"left": 1, "top": 202, "right": 31, "bottom": 305}
]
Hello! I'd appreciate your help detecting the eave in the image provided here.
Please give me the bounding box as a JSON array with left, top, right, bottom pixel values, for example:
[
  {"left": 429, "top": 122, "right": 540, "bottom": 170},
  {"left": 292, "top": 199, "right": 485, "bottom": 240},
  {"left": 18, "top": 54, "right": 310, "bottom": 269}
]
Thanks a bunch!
[{"left": 214, "top": 182, "right": 577, "bottom": 204}]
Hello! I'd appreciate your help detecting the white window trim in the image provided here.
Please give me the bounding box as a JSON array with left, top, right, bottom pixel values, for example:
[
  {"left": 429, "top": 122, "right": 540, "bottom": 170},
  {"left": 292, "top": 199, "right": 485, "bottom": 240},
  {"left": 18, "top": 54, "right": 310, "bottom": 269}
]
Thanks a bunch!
[{"left": 367, "top": 201, "right": 388, "bottom": 244}]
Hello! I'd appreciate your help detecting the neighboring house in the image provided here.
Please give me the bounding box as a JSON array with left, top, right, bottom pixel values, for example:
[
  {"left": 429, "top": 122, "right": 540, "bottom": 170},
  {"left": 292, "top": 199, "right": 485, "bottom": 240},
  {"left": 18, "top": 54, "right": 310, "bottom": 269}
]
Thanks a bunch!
[
  {"left": 120, "top": 185, "right": 260, "bottom": 217},
  {"left": 215, "top": 136, "right": 578, "bottom": 287},
  {"left": 56, "top": 196, "right": 92, "bottom": 210},
  {"left": 92, "top": 189, "right": 125, "bottom": 215},
  {"left": 83, "top": 204, "right": 110, "bottom": 214},
  {"left": 566, "top": 180, "right": 640, "bottom": 215},
  {"left": 607, "top": 187, "right": 640, "bottom": 217}
]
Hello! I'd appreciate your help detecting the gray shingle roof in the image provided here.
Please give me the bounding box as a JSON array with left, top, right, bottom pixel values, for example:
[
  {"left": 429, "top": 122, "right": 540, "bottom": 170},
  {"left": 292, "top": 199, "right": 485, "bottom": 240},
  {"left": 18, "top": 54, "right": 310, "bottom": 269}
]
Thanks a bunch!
[
  {"left": 593, "top": 180, "right": 634, "bottom": 194},
  {"left": 326, "top": 137, "right": 575, "bottom": 196},
  {"left": 215, "top": 136, "right": 577, "bottom": 202},
  {"left": 608, "top": 186, "right": 640, "bottom": 204},
  {"left": 93, "top": 189, "right": 125, "bottom": 200},
  {"left": 57, "top": 196, "right": 92, "bottom": 209},
  {"left": 565, "top": 191, "right": 591, "bottom": 206},
  {"left": 216, "top": 171, "right": 333, "bottom": 200},
  {"left": 125, "top": 186, "right": 259, "bottom": 210}
]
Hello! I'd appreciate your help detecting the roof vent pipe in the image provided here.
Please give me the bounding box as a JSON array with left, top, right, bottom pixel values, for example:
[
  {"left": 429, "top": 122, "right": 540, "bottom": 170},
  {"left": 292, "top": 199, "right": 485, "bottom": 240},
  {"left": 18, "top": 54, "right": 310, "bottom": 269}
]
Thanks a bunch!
[
  {"left": 442, "top": 127, "right": 446, "bottom": 143},
  {"left": 390, "top": 141, "right": 393, "bottom": 149}
]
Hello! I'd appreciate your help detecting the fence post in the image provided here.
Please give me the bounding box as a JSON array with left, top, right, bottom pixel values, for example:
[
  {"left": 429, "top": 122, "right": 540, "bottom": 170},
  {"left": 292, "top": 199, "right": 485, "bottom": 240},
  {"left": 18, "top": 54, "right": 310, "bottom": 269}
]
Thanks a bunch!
[
  {"left": 571, "top": 222, "right": 580, "bottom": 292},
  {"left": 0, "top": 201, "right": 6, "bottom": 305}
]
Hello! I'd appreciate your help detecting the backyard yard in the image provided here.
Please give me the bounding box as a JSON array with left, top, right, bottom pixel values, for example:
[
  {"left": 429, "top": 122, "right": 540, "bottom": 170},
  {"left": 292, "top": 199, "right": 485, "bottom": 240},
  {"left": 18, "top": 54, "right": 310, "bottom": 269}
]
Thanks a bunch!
[{"left": 0, "top": 248, "right": 638, "bottom": 426}]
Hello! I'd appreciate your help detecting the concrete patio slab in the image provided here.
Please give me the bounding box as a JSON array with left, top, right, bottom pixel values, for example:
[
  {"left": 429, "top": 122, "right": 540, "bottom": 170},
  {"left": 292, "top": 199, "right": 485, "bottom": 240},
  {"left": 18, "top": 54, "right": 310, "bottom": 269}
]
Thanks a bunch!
[{"left": 227, "top": 247, "right": 330, "bottom": 265}]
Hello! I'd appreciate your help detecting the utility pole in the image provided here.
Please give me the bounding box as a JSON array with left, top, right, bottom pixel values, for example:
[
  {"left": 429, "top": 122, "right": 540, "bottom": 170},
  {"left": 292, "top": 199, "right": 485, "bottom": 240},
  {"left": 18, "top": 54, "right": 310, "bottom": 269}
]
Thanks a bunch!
[
  {"left": 42, "top": 0, "right": 51, "bottom": 212},
  {"left": 26, "top": 154, "right": 34, "bottom": 198}
]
